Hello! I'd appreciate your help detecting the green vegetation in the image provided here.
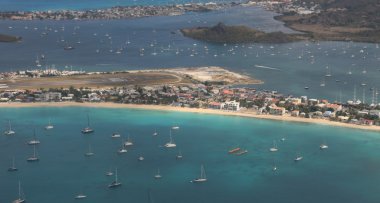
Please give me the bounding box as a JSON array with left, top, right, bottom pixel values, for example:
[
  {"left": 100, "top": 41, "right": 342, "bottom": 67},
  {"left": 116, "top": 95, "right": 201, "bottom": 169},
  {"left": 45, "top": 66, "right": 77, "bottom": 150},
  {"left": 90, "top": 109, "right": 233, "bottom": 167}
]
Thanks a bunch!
[{"left": 180, "top": 22, "right": 304, "bottom": 44}]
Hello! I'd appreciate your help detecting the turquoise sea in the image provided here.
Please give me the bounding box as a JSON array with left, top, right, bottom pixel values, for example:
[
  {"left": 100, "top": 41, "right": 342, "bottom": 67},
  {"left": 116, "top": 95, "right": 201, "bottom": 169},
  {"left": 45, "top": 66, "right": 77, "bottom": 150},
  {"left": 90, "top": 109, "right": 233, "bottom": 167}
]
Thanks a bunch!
[{"left": 1, "top": 107, "right": 380, "bottom": 202}]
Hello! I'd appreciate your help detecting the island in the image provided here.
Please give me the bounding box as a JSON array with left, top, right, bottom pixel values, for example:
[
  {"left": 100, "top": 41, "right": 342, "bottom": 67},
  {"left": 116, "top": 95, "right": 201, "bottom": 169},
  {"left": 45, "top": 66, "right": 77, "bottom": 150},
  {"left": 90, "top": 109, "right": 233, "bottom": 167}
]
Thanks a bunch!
[
  {"left": 180, "top": 22, "right": 306, "bottom": 43},
  {"left": 0, "top": 33, "right": 22, "bottom": 43}
]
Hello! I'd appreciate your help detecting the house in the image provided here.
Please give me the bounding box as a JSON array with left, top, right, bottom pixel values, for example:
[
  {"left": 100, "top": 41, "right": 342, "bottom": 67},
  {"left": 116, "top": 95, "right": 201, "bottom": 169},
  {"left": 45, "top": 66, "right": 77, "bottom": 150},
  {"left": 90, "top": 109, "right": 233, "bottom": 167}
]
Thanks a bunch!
[
  {"left": 359, "top": 118, "right": 374, "bottom": 126},
  {"left": 221, "top": 101, "right": 240, "bottom": 111},
  {"left": 269, "top": 105, "right": 286, "bottom": 116},
  {"left": 208, "top": 102, "right": 221, "bottom": 110},
  {"left": 42, "top": 92, "right": 61, "bottom": 102},
  {"left": 291, "top": 110, "right": 300, "bottom": 117}
]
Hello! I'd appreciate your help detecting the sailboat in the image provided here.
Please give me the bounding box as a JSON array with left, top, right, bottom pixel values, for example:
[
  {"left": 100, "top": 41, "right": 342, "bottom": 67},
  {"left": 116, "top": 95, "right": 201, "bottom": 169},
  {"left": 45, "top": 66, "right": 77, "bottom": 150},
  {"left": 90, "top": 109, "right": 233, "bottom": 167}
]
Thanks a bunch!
[
  {"left": 13, "top": 181, "right": 25, "bottom": 203},
  {"left": 154, "top": 168, "right": 162, "bottom": 179},
  {"left": 320, "top": 140, "right": 329, "bottom": 150},
  {"left": 269, "top": 140, "right": 278, "bottom": 152},
  {"left": 164, "top": 130, "right": 176, "bottom": 148},
  {"left": 152, "top": 129, "right": 158, "bottom": 136},
  {"left": 176, "top": 150, "right": 183, "bottom": 159},
  {"left": 191, "top": 165, "right": 207, "bottom": 183},
  {"left": 74, "top": 188, "right": 87, "bottom": 199},
  {"left": 84, "top": 144, "right": 94, "bottom": 156},
  {"left": 111, "top": 132, "right": 121, "bottom": 138},
  {"left": 8, "top": 157, "right": 18, "bottom": 172},
  {"left": 105, "top": 168, "right": 114, "bottom": 176},
  {"left": 272, "top": 159, "right": 278, "bottom": 171},
  {"left": 325, "top": 66, "right": 332, "bottom": 77},
  {"left": 27, "top": 129, "right": 40, "bottom": 145},
  {"left": 108, "top": 168, "right": 122, "bottom": 188},
  {"left": 4, "top": 120, "right": 16, "bottom": 135},
  {"left": 27, "top": 145, "right": 39, "bottom": 162},
  {"left": 171, "top": 125, "right": 180, "bottom": 130},
  {"left": 320, "top": 77, "right": 326, "bottom": 87},
  {"left": 118, "top": 139, "right": 127, "bottom": 154},
  {"left": 124, "top": 135, "right": 133, "bottom": 146},
  {"left": 81, "top": 114, "right": 94, "bottom": 134},
  {"left": 45, "top": 118, "right": 54, "bottom": 130},
  {"left": 294, "top": 153, "right": 303, "bottom": 162}
]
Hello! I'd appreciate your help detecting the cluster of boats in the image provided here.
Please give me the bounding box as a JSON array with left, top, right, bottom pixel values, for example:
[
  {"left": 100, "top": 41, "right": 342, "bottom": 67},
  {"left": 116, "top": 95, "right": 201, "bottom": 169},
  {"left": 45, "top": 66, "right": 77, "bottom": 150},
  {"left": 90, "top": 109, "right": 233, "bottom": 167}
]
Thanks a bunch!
[{"left": 4, "top": 115, "right": 207, "bottom": 201}]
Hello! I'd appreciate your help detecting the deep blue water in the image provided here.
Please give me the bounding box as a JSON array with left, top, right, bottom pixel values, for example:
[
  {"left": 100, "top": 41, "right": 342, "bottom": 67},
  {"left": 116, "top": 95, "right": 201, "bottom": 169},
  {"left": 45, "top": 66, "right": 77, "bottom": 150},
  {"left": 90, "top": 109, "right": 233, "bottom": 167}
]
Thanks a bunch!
[
  {"left": 0, "top": 7, "right": 379, "bottom": 101},
  {"left": 1, "top": 107, "right": 380, "bottom": 202}
]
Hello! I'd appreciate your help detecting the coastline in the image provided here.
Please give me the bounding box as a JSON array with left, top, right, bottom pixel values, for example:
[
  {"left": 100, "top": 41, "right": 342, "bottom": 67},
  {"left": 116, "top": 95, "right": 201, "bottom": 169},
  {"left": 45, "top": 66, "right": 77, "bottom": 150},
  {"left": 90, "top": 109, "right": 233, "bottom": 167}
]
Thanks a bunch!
[{"left": 1, "top": 102, "right": 380, "bottom": 132}]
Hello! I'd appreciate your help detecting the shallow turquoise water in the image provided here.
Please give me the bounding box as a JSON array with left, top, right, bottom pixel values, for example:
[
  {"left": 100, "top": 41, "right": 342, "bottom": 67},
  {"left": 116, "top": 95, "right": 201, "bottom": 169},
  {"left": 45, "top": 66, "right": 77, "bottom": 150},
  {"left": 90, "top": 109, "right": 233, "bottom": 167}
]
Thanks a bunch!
[{"left": 1, "top": 107, "right": 380, "bottom": 202}]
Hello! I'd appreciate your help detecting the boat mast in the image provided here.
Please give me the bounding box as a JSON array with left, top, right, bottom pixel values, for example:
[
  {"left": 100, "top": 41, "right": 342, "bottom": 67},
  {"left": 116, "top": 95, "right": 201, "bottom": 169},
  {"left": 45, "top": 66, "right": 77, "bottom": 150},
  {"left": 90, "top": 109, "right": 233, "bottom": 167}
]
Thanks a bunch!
[{"left": 115, "top": 168, "right": 118, "bottom": 183}]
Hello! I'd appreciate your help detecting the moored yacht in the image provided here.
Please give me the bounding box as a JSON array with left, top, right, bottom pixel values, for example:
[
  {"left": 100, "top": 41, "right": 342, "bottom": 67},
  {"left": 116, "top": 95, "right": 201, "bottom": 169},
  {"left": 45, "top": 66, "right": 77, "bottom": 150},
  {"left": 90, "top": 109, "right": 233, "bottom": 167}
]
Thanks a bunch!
[
  {"left": 152, "top": 129, "right": 158, "bottom": 136},
  {"left": 294, "top": 154, "right": 303, "bottom": 162},
  {"left": 154, "top": 168, "right": 162, "bottom": 179},
  {"left": 81, "top": 114, "right": 94, "bottom": 134},
  {"left": 191, "top": 165, "right": 207, "bottom": 183},
  {"left": 269, "top": 141, "right": 278, "bottom": 152},
  {"left": 111, "top": 132, "right": 121, "bottom": 138},
  {"left": 124, "top": 135, "right": 133, "bottom": 146},
  {"left": 108, "top": 168, "right": 121, "bottom": 188},
  {"left": 27, "top": 129, "right": 40, "bottom": 145},
  {"left": 75, "top": 194, "right": 87, "bottom": 199},
  {"left": 320, "top": 143, "right": 329, "bottom": 150},
  {"left": 4, "top": 120, "right": 16, "bottom": 135},
  {"left": 27, "top": 145, "right": 39, "bottom": 162},
  {"left": 84, "top": 144, "right": 94, "bottom": 156},
  {"left": 8, "top": 157, "right": 18, "bottom": 172},
  {"left": 164, "top": 130, "right": 176, "bottom": 148},
  {"left": 118, "top": 139, "right": 127, "bottom": 154},
  {"left": 176, "top": 150, "right": 183, "bottom": 159},
  {"left": 13, "top": 181, "right": 25, "bottom": 203},
  {"left": 45, "top": 118, "right": 54, "bottom": 130}
]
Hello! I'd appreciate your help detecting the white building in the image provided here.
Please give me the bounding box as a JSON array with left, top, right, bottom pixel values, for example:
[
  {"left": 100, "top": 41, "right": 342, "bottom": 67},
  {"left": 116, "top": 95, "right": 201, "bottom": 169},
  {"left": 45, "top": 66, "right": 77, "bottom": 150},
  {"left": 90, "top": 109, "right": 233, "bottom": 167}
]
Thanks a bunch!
[{"left": 221, "top": 101, "right": 240, "bottom": 111}]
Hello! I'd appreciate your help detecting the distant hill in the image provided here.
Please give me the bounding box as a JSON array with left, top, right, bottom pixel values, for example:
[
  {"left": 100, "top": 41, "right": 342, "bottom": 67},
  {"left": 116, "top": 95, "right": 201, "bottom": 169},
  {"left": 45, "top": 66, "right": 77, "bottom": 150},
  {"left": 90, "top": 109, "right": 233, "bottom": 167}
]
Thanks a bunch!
[
  {"left": 180, "top": 22, "right": 304, "bottom": 43},
  {"left": 0, "top": 34, "right": 22, "bottom": 42},
  {"left": 276, "top": 0, "right": 380, "bottom": 43}
]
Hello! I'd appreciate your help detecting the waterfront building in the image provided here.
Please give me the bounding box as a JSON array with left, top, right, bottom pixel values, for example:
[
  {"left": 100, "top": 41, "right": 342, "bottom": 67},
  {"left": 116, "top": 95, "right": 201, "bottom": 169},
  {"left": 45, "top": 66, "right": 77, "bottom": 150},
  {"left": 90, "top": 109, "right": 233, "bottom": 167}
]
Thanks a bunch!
[
  {"left": 221, "top": 101, "right": 240, "bottom": 111},
  {"left": 269, "top": 105, "right": 286, "bottom": 115}
]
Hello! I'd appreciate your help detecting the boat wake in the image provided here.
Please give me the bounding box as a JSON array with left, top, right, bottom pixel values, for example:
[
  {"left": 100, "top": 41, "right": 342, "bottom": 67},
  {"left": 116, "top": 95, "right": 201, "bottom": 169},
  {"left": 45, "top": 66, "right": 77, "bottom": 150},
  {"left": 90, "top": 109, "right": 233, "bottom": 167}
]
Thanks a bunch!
[{"left": 254, "top": 65, "right": 281, "bottom": 71}]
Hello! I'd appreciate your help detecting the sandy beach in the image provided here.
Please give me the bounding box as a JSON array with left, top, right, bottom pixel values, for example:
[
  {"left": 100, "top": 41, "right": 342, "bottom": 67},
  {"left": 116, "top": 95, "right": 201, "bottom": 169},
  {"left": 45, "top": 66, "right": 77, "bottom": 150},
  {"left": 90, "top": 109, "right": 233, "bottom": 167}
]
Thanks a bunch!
[{"left": 0, "top": 102, "right": 380, "bottom": 132}]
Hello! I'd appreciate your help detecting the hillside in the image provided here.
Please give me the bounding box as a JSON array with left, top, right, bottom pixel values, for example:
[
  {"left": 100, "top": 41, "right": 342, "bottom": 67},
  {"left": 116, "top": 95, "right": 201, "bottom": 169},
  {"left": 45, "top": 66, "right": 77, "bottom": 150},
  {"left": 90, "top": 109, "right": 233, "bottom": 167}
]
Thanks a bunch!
[
  {"left": 276, "top": 0, "right": 380, "bottom": 42},
  {"left": 180, "top": 22, "right": 304, "bottom": 43}
]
